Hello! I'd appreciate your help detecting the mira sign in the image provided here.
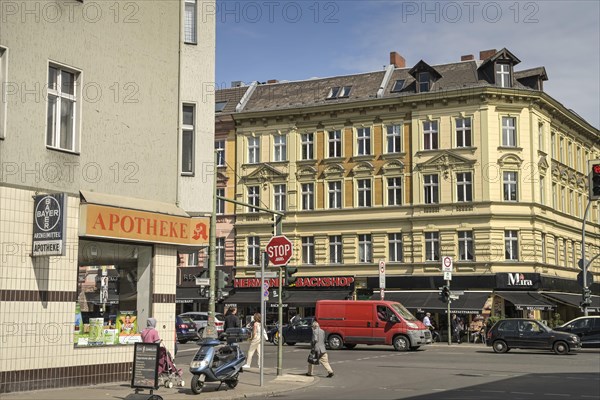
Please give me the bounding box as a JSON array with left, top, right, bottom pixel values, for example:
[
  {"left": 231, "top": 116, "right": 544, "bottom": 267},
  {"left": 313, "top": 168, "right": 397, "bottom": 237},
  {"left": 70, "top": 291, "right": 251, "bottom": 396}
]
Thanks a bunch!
[
  {"left": 496, "top": 273, "right": 540, "bottom": 289},
  {"left": 32, "top": 193, "right": 67, "bottom": 256}
]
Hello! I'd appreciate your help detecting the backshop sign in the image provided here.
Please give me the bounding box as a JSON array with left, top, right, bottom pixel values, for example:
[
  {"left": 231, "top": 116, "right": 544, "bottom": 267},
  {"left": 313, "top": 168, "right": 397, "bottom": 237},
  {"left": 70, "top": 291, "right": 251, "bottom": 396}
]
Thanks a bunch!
[{"left": 234, "top": 276, "right": 355, "bottom": 289}]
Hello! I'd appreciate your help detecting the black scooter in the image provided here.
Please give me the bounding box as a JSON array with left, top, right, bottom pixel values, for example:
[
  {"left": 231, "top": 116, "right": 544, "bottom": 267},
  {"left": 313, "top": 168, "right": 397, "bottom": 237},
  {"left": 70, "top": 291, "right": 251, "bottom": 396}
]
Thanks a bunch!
[{"left": 189, "top": 329, "right": 248, "bottom": 395}]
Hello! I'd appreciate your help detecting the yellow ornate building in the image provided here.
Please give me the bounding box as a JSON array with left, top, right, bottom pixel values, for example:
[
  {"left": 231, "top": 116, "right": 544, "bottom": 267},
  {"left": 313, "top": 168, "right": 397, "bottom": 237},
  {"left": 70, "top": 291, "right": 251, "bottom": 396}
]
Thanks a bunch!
[{"left": 218, "top": 49, "right": 600, "bottom": 323}]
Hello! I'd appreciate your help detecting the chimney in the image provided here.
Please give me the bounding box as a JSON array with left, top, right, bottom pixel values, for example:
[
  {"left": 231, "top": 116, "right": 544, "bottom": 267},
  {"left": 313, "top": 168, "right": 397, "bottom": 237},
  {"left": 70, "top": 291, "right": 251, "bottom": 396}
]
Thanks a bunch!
[
  {"left": 479, "top": 49, "right": 497, "bottom": 61},
  {"left": 267, "top": 79, "right": 279, "bottom": 84},
  {"left": 461, "top": 54, "right": 475, "bottom": 61},
  {"left": 390, "top": 51, "right": 406, "bottom": 68}
]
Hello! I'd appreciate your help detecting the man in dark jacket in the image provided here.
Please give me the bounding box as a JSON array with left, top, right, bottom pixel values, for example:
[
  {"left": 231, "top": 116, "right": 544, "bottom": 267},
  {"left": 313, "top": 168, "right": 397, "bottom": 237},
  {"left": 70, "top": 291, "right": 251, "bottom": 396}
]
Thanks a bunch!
[{"left": 223, "top": 307, "right": 240, "bottom": 342}]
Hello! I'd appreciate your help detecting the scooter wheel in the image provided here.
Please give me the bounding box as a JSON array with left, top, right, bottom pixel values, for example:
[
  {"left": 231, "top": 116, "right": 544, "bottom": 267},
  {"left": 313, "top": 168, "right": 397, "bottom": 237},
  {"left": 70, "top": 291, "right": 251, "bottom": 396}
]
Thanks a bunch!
[
  {"left": 191, "top": 375, "right": 205, "bottom": 395},
  {"left": 226, "top": 379, "right": 238, "bottom": 389},
  {"left": 165, "top": 380, "right": 173, "bottom": 389}
]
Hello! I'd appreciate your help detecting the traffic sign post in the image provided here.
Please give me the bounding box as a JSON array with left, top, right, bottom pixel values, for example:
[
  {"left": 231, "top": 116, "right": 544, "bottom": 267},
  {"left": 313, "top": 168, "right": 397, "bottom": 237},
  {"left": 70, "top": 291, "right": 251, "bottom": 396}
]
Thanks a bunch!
[
  {"left": 379, "top": 260, "right": 386, "bottom": 300},
  {"left": 441, "top": 256, "right": 453, "bottom": 346}
]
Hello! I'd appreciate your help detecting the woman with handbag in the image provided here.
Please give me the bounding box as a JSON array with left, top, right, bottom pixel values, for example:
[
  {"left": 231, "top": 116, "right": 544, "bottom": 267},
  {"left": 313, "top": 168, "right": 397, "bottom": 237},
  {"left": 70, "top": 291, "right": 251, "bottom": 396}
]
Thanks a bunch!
[
  {"left": 243, "top": 313, "right": 267, "bottom": 368},
  {"left": 306, "top": 321, "right": 334, "bottom": 378}
]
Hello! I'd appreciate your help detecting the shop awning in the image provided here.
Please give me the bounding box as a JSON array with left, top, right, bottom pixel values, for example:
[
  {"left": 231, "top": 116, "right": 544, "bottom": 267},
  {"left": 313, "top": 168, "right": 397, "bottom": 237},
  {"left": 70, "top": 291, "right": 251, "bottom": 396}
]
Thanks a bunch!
[
  {"left": 541, "top": 291, "right": 600, "bottom": 312},
  {"left": 373, "top": 291, "right": 491, "bottom": 314},
  {"left": 176, "top": 287, "right": 207, "bottom": 304},
  {"left": 280, "top": 290, "right": 352, "bottom": 306},
  {"left": 495, "top": 291, "right": 555, "bottom": 310},
  {"left": 80, "top": 190, "right": 189, "bottom": 217},
  {"left": 224, "top": 291, "right": 264, "bottom": 304}
]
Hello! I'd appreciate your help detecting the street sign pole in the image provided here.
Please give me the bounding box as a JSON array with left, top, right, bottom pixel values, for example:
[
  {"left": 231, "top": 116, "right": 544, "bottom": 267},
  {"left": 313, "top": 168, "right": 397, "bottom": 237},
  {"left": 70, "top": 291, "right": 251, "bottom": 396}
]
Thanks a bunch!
[
  {"left": 260, "top": 252, "right": 269, "bottom": 386},
  {"left": 446, "top": 279, "right": 451, "bottom": 346},
  {"left": 379, "top": 260, "right": 386, "bottom": 301},
  {"left": 442, "top": 256, "right": 453, "bottom": 346},
  {"left": 277, "top": 264, "right": 284, "bottom": 376}
]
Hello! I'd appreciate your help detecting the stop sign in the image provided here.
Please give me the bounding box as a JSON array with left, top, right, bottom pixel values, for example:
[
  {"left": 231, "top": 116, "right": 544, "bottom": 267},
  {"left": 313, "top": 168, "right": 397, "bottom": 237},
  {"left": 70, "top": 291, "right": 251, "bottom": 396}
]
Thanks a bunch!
[{"left": 265, "top": 235, "right": 293, "bottom": 267}]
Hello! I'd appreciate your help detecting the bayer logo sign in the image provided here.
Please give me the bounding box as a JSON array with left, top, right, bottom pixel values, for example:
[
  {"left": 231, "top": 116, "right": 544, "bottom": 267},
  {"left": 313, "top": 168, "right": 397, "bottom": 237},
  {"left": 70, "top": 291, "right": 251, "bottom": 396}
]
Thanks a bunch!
[{"left": 35, "top": 196, "right": 61, "bottom": 231}]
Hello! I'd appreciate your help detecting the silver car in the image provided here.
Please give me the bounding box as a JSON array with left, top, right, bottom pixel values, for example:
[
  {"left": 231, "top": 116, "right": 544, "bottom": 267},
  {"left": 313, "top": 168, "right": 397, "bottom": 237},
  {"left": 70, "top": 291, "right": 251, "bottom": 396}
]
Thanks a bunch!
[{"left": 179, "top": 312, "right": 225, "bottom": 336}]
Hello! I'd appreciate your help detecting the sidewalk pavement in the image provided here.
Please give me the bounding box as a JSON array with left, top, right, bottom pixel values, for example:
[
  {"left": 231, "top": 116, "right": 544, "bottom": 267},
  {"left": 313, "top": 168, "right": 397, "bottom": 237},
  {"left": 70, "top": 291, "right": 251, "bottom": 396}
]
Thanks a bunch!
[{"left": 2, "top": 367, "right": 316, "bottom": 400}]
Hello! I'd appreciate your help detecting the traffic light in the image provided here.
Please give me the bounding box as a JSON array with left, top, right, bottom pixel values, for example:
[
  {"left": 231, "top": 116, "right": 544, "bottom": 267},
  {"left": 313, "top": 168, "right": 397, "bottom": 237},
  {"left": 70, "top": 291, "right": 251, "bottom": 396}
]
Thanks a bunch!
[
  {"left": 217, "top": 269, "right": 230, "bottom": 289},
  {"left": 581, "top": 287, "right": 592, "bottom": 307},
  {"left": 590, "top": 162, "right": 600, "bottom": 200},
  {"left": 439, "top": 285, "right": 450, "bottom": 303},
  {"left": 285, "top": 266, "right": 298, "bottom": 286}
]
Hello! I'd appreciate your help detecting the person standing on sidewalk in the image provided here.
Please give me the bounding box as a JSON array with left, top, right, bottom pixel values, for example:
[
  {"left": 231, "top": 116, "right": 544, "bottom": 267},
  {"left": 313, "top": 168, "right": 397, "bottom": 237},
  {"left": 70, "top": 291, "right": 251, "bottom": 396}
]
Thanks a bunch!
[
  {"left": 243, "top": 313, "right": 266, "bottom": 368},
  {"left": 307, "top": 321, "right": 334, "bottom": 378},
  {"left": 451, "top": 314, "right": 461, "bottom": 344},
  {"left": 223, "top": 306, "right": 240, "bottom": 343}
]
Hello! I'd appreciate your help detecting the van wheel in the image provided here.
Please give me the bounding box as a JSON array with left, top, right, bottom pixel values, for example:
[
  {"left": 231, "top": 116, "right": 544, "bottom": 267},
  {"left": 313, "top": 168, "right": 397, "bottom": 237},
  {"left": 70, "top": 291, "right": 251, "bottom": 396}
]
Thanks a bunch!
[
  {"left": 553, "top": 341, "right": 569, "bottom": 355},
  {"left": 493, "top": 340, "right": 508, "bottom": 353},
  {"left": 327, "top": 334, "right": 343, "bottom": 350},
  {"left": 344, "top": 344, "right": 357, "bottom": 349},
  {"left": 393, "top": 335, "right": 410, "bottom": 351}
]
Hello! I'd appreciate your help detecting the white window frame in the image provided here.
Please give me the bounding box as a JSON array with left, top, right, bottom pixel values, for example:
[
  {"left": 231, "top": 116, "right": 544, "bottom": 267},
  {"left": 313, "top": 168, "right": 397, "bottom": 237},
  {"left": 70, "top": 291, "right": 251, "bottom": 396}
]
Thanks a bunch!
[
  {"left": 358, "top": 234, "right": 372, "bottom": 263},
  {"left": 273, "top": 184, "right": 286, "bottom": 212},
  {"left": 181, "top": 104, "right": 195, "bottom": 175},
  {"left": 184, "top": 0, "right": 197, "bottom": 44},
  {"left": 551, "top": 132, "right": 556, "bottom": 159},
  {"left": 356, "top": 127, "right": 371, "bottom": 156},
  {"left": 357, "top": 179, "right": 372, "bottom": 207},
  {"left": 456, "top": 172, "right": 473, "bottom": 202},
  {"left": 501, "top": 116, "right": 517, "bottom": 147},
  {"left": 247, "top": 185, "right": 260, "bottom": 213},
  {"left": 215, "top": 140, "right": 225, "bottom": 167},
  {"left": 301, "top": 133, "right": 314, "bottom": 160},
  {"left": 505, "top": 230, "right": 519, "bottom": 260},
  {"left": 329, "top": 235, "right": 343, "bottom": 264},
  {"left": 301, "top": 183, "right": 314, "bottom": 210},
  {"left": 423, "top": 174, "right": 439, "bottom": 204},
  {"left": 559, "top": 137, "right": 564, "bottom": 163},
  {"left": 567, "top": 141, "right": 572, "bottom": 167},
  {"left": 302, "top": 236, "right": 315, "bottom": 265},
  {"left": 503, "top": 171, "right": 518, "bottom": 202},
  {"left": 425, "top": 232, "right": 440, "bottom": 261},
  {"left": 418, "top": 72, "right": 430, "bottom": 92},
  {"left": 456, "top": 117, "right": 472, "bottom": 148},
  {"left": 216, "top": 188, "right": 225, "bottom": 214},
  {"left": 328, "top": 181, "right": 342, "bottom": 209},
  {"left": 423, "top": 120, "right": 438, "bottom": 150},
  {"left": 495, "top": 63, "right": 511, "bottom": 88},
  {"left": 386, "top": 124, "right": 402, "bottom": 153},
  {"left": 46, "top": 64, "right": 80, "bottom": 153},
  {"left": 247, "top": 236, "right": 260, "bottom": 266},
  {"left": 328, "top": 130, "right": 342, "bottom": 158},
  {"left": 539, "top": 175, "right": 545, "bottom": 205},
  {"left": 387, "top": 177, "right": 402, "bottom": 206},
  {"left": 458, "top": 231, "right": 474, "bottom": 261},
  {"left": 552, "top": 183, "right": 557, "bottom": 209},
  {"left": 248, "top": 136, "right": 260, "bottom": 164},
  {"left": 538, "top": 122, "right": 544, "bottom": 151},
  {"left": 274, "top": 134, "right": 287, "bottom": 162},
  {"left": 388, "top": 233, "right": 403, "bottom": 262},
  {"left": 216, "top": 237, "right": 225, "bottom": 266}
]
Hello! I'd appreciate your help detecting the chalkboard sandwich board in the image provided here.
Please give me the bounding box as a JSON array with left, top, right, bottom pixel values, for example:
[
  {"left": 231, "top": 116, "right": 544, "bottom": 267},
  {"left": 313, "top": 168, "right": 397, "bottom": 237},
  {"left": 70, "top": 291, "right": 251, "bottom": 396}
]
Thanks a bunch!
[{"left": 131, "top": 342, "right": 159, "bottom": 389}]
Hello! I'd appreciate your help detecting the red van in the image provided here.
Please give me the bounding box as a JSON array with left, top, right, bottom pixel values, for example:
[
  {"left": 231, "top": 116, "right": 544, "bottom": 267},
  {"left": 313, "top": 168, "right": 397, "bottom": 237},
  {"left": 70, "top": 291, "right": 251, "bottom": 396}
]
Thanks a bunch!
[{"left": 315, "top": 300, "right": 432, "bottom": 351}]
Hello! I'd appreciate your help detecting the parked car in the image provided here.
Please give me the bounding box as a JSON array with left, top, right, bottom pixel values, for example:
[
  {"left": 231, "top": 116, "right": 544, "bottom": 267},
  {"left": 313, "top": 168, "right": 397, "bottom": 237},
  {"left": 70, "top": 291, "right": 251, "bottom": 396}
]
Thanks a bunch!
[
  {"left": 486, "top": 318, "right": 581, "bottom": 355},
  {"left": 316, "top": 300, "right": 432, "bottom": 351},
  {"left": 179, "top": 312, "right": 226, "bottom": 338},
  {"left": 273, "top": 317, "right": 314, "bottom": 346},
  {"left": 176, "top": 315, "right": 199, "bottom": 344},
  {"left": 554, "top": 316, "right": 600, "bottom": 348}
]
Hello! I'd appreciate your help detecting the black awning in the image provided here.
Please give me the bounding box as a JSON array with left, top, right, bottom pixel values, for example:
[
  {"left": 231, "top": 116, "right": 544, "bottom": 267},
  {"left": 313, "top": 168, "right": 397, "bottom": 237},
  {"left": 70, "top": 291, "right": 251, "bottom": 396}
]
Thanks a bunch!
[
  {"left": 283, "top": 290, "right": 352, "bottom": 306},
  {"left": 176, "top": 287, "right": 207, "bottom": 304},
  {"left": 541, "top": 292, "right": 600, "bottom": 312},
  {"left": 373, "top": 291, "right": 491, "bottom": 314},
  {"left": 224, "top": 290, "right": 263, "bottom": 304},
  {"left": 495, "top": 291, "right": 555, "bottom": 310}
]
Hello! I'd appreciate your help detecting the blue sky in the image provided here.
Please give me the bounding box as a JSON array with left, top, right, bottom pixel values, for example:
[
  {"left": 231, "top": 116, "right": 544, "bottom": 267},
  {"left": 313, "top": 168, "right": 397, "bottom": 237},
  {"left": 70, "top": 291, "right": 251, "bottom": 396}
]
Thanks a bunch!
[{"left": 215, "top": 0, "right": 600, "bottom": 129}]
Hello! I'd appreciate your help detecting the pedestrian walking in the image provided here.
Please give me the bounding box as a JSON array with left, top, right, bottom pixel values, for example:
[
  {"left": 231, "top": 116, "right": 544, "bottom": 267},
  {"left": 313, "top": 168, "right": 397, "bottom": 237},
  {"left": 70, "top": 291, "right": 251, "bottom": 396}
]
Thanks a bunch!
[
  {"left": 306, "top": 321, "right": 334, "bottom": 378},
  {"left": 223, "top": 306, "right": 240, "bottom": 343},
  {"left": 451, "top": 314, "right": 461, "bottom": 344},
  {"left": 423, "top": 312, "right": 440, "bottom": 342},
  {"left": 243, "top": 313, "right": 266, "bottom": 368}
]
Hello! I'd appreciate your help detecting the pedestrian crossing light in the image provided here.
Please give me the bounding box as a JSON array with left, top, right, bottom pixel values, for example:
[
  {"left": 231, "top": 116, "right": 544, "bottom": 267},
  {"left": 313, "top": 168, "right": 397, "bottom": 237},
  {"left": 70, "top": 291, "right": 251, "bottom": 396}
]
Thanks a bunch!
[
  {"left": 217, "top": 270, "right": 230, "bottom": 289},
  {"left": 590, "top": 161, "right": 600, "bottom": 200},
  {"left": 285, "top": 266, "right": 298, "bottom": 287},
  {"left": 439, "top": 285, "right": 450, "bottom": 303}
]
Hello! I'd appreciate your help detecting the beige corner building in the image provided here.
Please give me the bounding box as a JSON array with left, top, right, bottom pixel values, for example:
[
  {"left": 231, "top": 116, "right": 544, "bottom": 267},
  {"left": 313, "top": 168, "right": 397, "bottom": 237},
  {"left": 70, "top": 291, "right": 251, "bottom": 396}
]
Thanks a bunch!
[
  {"left": 219, "top": 49, "right": 600, "bottom": 326},
  {"left": 0, "top": 0, "right": 214, "bottom": 392}
]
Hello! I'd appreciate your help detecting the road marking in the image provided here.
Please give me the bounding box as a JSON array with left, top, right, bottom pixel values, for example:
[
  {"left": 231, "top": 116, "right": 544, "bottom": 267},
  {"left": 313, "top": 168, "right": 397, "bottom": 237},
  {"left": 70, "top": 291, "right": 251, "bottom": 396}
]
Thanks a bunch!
[
  {"left": 510, "top": 392, "right": 534, "bottom": 395},
  {"left": 481, "top": 390, "right": 505, "bottom": 393},
  {"left": 543, "top": 394, "right": 570, "bottom": 397}
]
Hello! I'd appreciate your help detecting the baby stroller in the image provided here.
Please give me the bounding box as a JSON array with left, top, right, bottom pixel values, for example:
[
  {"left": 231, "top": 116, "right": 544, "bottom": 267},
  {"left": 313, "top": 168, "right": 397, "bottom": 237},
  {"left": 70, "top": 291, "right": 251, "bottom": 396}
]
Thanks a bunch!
[{"left": 158, "top": 343, "right": 185, "bottom": 388}]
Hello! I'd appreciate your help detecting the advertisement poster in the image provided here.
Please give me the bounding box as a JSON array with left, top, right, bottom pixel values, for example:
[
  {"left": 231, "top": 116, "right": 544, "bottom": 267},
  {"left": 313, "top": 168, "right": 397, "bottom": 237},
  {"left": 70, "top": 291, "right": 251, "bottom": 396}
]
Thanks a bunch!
[
  {"left": 88, "top": 318, "right": 105, "bottom": 345},
  {"left": 117, "top": 311, "right": 141, "bottom": 344}
]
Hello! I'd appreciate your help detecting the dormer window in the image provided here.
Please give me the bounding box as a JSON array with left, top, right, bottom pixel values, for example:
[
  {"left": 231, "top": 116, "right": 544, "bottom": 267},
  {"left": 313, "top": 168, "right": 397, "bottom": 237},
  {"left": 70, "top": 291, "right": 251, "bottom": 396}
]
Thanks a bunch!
[
  {"left": 418, "top": 72, "right": 430, "bottom": 92},
  {"left": 215, "top": 101, "right": 227, "bottom": 112},
  {"left": 326, "top": 86, "right": 352, "bottom": 99},
  {"left": 495, "top": 63, "right": 512, "bottom": 88},
  {"left": 391, "top": 79, "right": 405, "bottom": 93}
]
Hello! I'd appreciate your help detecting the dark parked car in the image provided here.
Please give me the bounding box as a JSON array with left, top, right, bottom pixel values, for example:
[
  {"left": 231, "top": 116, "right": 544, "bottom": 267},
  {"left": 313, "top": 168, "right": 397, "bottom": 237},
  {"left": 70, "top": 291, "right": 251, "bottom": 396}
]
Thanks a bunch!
[
  {"left": 176, "top": 315, "right": 199, "bottom": 344},
  {"left": 554, "top": 316, "right": 600, "bottom": 348},
  {"left": 486, "top": 318, "right": 581, "bottom": 355},
  {"left": 273, "top": 317, "right": 314, "bottom": 346}
]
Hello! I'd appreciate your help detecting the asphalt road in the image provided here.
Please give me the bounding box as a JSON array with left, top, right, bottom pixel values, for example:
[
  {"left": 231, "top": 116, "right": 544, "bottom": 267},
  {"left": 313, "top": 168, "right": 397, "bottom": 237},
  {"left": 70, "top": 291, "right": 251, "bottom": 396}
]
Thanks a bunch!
[{"left": 176, "top": 341, "right": 600, "bottom": 400}]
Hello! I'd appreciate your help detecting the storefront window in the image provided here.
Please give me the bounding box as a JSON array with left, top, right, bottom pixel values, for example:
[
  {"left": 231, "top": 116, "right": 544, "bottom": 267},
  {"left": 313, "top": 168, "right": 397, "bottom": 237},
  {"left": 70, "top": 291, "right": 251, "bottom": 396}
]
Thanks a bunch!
[{"left": 75, "top": 240, "right": 151, "bottom": 347}]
